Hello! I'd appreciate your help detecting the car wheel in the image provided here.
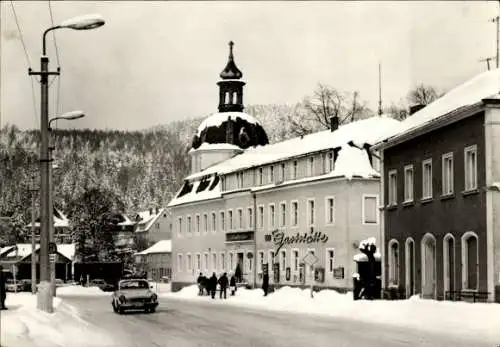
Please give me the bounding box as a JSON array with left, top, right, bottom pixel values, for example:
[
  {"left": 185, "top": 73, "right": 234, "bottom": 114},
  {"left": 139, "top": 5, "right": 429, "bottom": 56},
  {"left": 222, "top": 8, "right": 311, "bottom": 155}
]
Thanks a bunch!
[
  {"left": 118, "top": 306, "right": 125, "bottom": 314},
  {"left": 149, "top": 307, "right": 156, "bottom": 313},
  {"left": 112, "top": 302, "right": 118, "bottom": 313}
]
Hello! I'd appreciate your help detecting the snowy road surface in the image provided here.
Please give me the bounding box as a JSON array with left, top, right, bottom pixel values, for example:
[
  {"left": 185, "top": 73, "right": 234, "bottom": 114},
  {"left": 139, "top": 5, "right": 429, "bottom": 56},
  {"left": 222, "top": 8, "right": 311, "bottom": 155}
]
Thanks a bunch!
[{"left": 60, "top": 295, "right": 492, "bottom": 347}]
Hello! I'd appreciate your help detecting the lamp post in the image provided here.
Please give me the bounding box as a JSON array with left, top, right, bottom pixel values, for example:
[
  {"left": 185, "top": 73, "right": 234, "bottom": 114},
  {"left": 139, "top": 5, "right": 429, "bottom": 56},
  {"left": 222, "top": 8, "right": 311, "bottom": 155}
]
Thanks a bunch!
[
  {"left": 29, "top": 14, "right": 104, "bottom": 313},
  {"left": 48, "top": 112, "right": 85, "bottom": 297}
]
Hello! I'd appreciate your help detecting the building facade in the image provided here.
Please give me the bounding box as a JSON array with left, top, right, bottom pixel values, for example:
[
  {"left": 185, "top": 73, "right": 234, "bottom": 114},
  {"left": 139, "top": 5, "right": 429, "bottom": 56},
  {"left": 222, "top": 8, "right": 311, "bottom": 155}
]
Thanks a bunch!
[
  {"left": 168, "top": 42, "right": 400, "bottom": 292},
  {"left": 134, "top": 240, "right": 172, "bottom": 281},
  {"left": 374, "top": 69, "right": 500, "bottom": 302},
  {"left": 134, "top": 208, "right": 172, "bottom": 245}
]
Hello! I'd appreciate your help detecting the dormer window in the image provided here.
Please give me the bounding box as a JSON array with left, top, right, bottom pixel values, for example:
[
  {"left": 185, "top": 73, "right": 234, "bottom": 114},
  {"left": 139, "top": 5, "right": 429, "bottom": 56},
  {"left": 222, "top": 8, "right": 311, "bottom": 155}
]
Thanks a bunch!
[
  {"left": 259, "top": 168, "right": 263, "bottom": 185},
  {"left": 280, "top": 163, "right": 285, "bottom": 181},
  {"left": 270, "top": 166, "right": 274, "bottom": 183},
  {"left": 328, "top": 152, "right": 334, "bottom": 172}
]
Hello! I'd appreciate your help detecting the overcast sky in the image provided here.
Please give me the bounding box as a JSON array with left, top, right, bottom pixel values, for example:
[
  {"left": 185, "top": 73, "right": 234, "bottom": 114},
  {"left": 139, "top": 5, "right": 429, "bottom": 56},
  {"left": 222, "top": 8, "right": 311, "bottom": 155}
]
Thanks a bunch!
[{"left": 0, "top": 1, "right": 497, "bottom": 131}]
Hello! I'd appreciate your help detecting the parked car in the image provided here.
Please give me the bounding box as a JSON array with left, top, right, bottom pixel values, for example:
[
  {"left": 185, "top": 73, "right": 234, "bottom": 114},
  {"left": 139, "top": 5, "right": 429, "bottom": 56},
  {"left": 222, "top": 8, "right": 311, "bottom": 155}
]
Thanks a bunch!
[
  {"left": 90, "top": 279, "right": 115, "bottom": 292},
  {"left": 19, "top": 279, "right": 32, "bottom": 292},
  {"left": 5, "top": 279, "right": 24, "bottom": 292},
  {"left": 111, "top": 279, "right": 158, "bottom": 314}
]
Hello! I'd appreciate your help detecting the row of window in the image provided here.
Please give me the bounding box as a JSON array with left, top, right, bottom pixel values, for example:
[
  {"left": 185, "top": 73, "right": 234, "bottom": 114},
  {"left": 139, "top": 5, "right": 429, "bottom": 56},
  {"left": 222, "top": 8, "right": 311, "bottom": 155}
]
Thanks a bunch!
[
  {"left": 176, "top": 195, "right": 379, "bottom": 235},
  {"left": 228, "top": 151, "right": 337, "bottom": 191},
  {"left": 388, "top": 231, "right": 479, "bottom": 291},
  {"left": 387, "top": 145, "right": 478, "bottom": 205},
  {"left": 177, "top": 249, "right": 337, "bottom": 274}
]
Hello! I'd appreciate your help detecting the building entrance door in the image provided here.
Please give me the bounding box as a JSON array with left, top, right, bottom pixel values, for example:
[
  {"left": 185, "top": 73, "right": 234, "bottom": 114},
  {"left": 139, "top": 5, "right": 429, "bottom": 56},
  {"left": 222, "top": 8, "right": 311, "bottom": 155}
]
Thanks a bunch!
[
  {"left": 236, "top": 252, "right": 244, "bottom": 282},
  {"left": 421, "top": 235, "right": 436, "bottom": 299}
]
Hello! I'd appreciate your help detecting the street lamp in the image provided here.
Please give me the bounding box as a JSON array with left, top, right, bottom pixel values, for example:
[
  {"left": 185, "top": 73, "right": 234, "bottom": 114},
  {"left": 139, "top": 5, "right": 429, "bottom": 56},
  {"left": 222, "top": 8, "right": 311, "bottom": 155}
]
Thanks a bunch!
[
  {"left": 47, "top": 111, "right": 85, "bottom": 298},
  {"left": 29, "top": 14, "right": 104, "bottom": 314}
]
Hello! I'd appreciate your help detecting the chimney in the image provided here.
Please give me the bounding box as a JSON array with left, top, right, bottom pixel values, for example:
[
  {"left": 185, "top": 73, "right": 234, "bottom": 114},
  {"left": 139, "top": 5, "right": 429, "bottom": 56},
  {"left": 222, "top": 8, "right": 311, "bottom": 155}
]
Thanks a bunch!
[
  {"left": 149, "top": 208, "right": 153, "bottom": 215},
  {"left": 409, "top": 104, "right": 425, "bottom": 116},
  {"left": 330, "top": 116, "right": 339, "bottom": 132}
]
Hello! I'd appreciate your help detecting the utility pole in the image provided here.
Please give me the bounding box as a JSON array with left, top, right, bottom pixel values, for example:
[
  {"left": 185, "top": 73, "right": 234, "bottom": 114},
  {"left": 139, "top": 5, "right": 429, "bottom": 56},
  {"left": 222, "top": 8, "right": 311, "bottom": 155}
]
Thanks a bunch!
[
  {"left": 29, "top": 173, "right": 38, "bottom": 294},
  {"left": 492, "top": 15, "right": 500, "bottom": 68},
  {"left": 378, "top": 62, "right": 383, "bottom": 116}
]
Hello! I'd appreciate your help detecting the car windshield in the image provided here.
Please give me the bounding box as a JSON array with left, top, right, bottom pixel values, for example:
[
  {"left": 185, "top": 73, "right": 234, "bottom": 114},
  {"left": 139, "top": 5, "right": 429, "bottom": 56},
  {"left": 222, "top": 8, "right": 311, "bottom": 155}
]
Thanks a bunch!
[{"left": 120, "top": 280, "right": 149, "bottom": 290}]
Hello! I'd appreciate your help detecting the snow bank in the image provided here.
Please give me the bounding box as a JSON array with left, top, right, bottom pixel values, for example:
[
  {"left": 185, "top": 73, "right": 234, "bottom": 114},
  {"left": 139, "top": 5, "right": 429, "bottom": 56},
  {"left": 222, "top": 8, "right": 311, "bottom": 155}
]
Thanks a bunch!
[
  {"left": 57, "top": 285, "right": 111, "bottom": 296},
  {"left": 1, "top": 293, "right": 115, "bottom": 347},
  {"left": 164, "top": 285, "right": 500, "bottom": 343},
  {"left": 149, "top": 281, "right": 171, "bottom": 294}
]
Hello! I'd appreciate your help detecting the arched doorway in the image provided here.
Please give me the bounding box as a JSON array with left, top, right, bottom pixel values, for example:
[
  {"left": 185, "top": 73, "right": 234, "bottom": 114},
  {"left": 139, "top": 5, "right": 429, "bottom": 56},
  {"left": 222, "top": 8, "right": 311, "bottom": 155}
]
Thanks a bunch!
[
  {"left": 443, "top": 234, "right": 456, "bottom": 299},
  {"left": 421, "top": 233, "right": 437, "bottom": 299},
  {"left": 405, "top": 238, "right": 416, "bottom": 297}
]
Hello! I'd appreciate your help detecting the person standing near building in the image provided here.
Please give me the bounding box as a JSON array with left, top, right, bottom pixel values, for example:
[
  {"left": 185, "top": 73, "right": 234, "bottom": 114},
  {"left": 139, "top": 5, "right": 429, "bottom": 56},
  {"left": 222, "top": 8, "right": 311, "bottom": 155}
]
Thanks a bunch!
[
  {"left": 197, "top": 273, "right": 205, "bottom": 296},
  {"left": 229, "top": 273, "right": 237, "bottom": 296},
  {"left": 0, "top": 265, "right": 7, "bottom": 310},
  {"left": 218, "top": 272, "right": 228, "bottom": 299},
  {"left": 209, "top": 272, "right": 218, "bottom": 299},
  {"left": 262, "top": 272, "right": 269, "bottom": 297}
]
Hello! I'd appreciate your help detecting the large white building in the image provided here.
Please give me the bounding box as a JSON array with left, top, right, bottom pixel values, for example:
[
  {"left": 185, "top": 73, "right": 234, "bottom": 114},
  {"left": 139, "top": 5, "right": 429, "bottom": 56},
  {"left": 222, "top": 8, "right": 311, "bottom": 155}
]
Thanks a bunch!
[{"left": 167, "top": 42, "right": 400, "bottom": 292}]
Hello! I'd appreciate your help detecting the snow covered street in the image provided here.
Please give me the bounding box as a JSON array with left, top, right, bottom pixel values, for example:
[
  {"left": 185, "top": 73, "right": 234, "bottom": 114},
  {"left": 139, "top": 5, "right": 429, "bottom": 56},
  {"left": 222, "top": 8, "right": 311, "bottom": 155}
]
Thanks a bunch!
[
  {"left": 162, "top": 285, "right": 500, "bottom": 344},
  {"left": 2, "top": 284, "right": 498, "bottom": 347}
]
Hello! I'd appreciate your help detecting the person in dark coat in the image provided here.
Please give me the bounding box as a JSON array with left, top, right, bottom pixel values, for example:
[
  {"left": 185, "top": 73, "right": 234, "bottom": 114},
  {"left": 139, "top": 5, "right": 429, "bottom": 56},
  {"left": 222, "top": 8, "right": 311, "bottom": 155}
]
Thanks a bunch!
[
  {"left": 229, "top": 273, "right": 237, "bottom": 296},
  {"left": 197, "top": 273, "right": 205, "bottom": 296},
  {"left": 0, "top": 265, "right": 7, "bottom": 310},
  {"left": 262, "top": 272, "right": 269, "bottom": 297},
  {"left": 209, "top": 273, "right": 218, "bottom": 299},
  {"left": 218, "top": 273, "right": 229, "bottom": 299}
]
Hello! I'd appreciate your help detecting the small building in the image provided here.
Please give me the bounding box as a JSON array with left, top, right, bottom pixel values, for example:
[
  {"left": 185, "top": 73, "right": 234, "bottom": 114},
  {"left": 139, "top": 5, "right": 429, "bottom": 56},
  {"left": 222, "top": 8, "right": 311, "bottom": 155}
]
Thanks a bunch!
[
  {"left": 167, "top": 41, "right": 400, "bottom": 292},
  {"left": 134, "top": 207, "right": 172, "bottom": 246},
  {"left": 26, "top": 208, "right": 71, "bottom": 244},
  {"left": 134, "top": 240, "right": 172, "bottom": 282},
  {"left": 373, "top": 69, "right": 500, "bottom": 302},
  {"left": 0, "top": 243, "right": 75, "bottom": 281}
]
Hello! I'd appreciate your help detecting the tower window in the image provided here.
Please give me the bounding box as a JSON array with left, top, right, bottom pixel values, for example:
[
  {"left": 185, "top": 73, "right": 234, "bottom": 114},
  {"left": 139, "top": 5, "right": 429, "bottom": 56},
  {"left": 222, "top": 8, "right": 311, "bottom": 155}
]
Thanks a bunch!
[{"left": 225, "top": 92, "right": 230, "bottom": 104}]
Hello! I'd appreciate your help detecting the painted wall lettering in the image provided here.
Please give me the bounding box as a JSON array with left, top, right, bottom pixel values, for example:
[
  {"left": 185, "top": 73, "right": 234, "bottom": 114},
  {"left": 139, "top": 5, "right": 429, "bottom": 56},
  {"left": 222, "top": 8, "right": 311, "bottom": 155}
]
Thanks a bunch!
[{"left": 271, "top": 229, "right": 328, "bottom": 253}]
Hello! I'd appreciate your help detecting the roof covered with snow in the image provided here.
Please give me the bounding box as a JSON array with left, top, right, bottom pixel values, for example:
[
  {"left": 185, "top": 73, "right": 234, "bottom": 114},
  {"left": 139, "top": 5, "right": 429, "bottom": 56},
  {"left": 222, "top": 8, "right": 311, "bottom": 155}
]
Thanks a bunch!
[
  {"left": 135, "top": 240, "right": 171, "bottom": 255},
  {"left": 135, "top": 208, "right": 166, "bottom": 232},
  {"left": 168, "top": 116, "right": 400, "bottom": 207},
  {"left": 188, "top": 116, "right": 399, "bottom": 180},
  {"left": 375, "top": 68, "right": 500, "bottom": 148},
  {"left": 0, "top": 243, "right": 75, "bottom": 261},
  {"left": 195, "top": 112, "right": 259, "bottom": 137},
  {"left": 26, "top": 208, "right": 70, "bottom": 228}
]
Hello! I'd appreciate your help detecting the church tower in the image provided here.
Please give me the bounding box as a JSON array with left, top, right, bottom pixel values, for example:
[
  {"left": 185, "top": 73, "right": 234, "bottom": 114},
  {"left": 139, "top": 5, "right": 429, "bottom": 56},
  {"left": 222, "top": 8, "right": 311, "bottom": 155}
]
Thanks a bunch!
[{"left": 217, "top": 41, "right": 246, "bottom": 113}]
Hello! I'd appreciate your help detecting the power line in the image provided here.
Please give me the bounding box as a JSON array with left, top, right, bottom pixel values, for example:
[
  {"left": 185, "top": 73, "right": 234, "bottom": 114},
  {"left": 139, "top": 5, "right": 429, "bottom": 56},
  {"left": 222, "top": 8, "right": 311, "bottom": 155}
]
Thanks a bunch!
[
  {"left": 9, "top": 0, "right": 39, "bottom": 128},
  {"left": 47, "top": 0, "right": 62, "bottom": 121}
]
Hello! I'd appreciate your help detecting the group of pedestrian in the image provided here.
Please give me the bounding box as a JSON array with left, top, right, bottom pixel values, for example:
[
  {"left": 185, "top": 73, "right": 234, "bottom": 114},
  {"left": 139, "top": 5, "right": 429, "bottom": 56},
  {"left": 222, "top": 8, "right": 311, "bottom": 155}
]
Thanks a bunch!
[{"left": 197, "top": 272, "right": 237, "bottom": 299}]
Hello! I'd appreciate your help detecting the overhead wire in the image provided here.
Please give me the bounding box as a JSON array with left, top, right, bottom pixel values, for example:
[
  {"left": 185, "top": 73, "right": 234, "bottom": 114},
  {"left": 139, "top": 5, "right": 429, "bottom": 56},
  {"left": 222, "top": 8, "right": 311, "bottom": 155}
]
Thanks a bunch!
[
  {"left": 47, "top": 0, "right": 62, "bottom": 122},
  {"left": 9, "top": 0, "right": 39, "bottom": 129}
]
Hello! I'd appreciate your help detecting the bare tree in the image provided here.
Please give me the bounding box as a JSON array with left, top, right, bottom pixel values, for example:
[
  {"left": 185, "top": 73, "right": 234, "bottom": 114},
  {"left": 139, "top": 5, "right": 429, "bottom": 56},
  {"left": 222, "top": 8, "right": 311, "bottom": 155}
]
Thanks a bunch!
[
  {"left": 408, "top": 84, "right": 438, "bottom": 105},
  {"left": 297, "top": 83, "right": 373, "bottom": 131}
]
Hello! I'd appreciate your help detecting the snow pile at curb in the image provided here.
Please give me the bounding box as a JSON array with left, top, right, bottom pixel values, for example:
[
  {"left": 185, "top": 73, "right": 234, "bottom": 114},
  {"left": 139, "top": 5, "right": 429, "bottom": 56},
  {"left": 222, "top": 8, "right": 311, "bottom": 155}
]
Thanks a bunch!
[
  {"left": 164, "top": 285, "right": 500, "bottom": 343},
  {"left": 1, "top": 293, "right": 115, "bottom": 347},
  {"left": 57, "top": 285, "right": 111, "bottom": 296}
]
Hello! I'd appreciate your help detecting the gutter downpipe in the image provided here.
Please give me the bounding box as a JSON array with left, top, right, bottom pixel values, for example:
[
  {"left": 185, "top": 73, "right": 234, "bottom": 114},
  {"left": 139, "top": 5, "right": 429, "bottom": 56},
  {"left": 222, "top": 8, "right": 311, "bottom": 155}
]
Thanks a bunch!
[{"left": 252, "top": 192, "right": 257, "bottom": 288}]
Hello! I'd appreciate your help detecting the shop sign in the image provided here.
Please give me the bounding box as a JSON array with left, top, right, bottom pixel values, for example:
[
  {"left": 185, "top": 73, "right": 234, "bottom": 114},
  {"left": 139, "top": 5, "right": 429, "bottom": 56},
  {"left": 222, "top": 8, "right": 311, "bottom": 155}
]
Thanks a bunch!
[
  {"left": 225, "top": 231, "right": 254, "bottom": 243},
  {"left": 333, "top": 267, "right": 344, "bottom": 279},
  {"left": 270, "top": 229, "right": 329, "bottom": 253}
]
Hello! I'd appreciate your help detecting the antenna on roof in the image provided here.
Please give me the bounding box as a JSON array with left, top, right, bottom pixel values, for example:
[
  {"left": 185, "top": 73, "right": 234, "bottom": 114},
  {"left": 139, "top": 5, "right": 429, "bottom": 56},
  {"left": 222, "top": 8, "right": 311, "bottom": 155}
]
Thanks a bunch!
[
  {"left": 378, "top": 62, "right": 383, "bottom": 116},
  {"left": 479, "top": 56, "right": 494, "bottom": 71}
]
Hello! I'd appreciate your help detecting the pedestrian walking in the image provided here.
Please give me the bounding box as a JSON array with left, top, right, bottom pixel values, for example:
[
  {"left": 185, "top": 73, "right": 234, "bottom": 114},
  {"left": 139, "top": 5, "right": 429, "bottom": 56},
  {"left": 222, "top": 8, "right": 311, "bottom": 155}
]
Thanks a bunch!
[
  {"left": 218, "top": 272, "right": 228, "bottom": 299},
  {"left": 209, "top": 272, "right": 218, "bottom": 299},
  {"left": 229, "top": 273, "right": 237, "bottom": 296},
  {"left": 197, "top": 273, "right": 205, "bottom": 296},
  {"left": 262, "top": 272, "right": 269, "bottom": 297},
  {"left": 0, "top": 265, "right": 7, "bottom": 310}
]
